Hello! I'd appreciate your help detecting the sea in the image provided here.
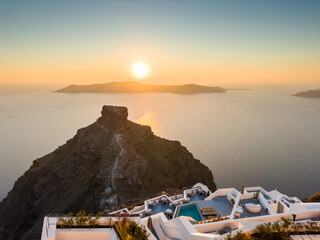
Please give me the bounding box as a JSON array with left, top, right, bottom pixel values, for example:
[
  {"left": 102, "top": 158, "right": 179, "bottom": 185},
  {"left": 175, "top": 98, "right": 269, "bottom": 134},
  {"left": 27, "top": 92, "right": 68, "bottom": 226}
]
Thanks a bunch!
[{"left": 0, "top": 84, "right": 319, "bottom": 201}]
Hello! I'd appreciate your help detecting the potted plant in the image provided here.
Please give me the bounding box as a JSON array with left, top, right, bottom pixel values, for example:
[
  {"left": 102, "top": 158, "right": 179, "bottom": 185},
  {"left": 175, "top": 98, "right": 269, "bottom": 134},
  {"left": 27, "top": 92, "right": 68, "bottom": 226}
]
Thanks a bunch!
[{"left": 253, "top": 192, "right": 259, "bottom": 201}]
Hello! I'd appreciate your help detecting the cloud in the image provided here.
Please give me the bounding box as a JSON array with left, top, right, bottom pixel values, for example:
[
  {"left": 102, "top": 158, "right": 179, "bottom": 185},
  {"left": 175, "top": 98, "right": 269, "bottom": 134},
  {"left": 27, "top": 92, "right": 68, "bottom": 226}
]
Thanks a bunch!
[
  {"left": 1, "top": 57, "right": 8, "bottom": 62},
  {"left": 43, "top": 58, "right": 56, "bottom": 64}
]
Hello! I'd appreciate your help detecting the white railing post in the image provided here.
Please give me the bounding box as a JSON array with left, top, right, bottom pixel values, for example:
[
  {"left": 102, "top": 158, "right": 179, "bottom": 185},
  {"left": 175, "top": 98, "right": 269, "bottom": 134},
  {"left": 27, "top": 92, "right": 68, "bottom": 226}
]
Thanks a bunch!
[{"left": 46, "top": 217, "right": 49, "bottom": 238}]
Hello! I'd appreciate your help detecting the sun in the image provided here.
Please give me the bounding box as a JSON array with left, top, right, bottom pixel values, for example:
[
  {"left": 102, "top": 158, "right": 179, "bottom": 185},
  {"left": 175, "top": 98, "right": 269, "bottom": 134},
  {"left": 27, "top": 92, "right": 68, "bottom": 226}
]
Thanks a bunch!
[{"left": 131, "top": 61, "right": 150, "bottom": 79}]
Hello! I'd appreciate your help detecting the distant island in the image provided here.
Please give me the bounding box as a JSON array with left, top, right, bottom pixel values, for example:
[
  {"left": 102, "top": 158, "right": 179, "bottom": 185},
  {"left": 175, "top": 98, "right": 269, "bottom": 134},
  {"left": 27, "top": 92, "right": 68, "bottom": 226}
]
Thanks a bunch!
[
  {"left": 55, "top": 81, "right": 226, "bottom": 94},
  {"left": 293, "top": 89, "right": 320, "bottom": 98}
]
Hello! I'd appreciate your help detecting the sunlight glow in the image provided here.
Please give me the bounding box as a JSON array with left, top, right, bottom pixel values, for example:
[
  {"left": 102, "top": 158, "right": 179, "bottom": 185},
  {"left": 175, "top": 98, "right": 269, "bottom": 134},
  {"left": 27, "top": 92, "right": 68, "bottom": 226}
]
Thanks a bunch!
[{"left": 131, "top": 62, "right": 150, "bottom": 79}]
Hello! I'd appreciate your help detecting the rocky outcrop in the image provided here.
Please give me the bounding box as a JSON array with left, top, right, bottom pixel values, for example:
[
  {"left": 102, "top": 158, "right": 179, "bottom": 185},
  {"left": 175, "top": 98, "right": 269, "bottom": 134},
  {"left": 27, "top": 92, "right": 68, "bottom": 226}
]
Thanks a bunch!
[
  {"left": 0, "top": 105, "right": 216, "bottom": 240},
  {"left": 293, "top": 89, "right": 320, "bottom": 98},
  {"left": 303, "top": 192, "right": 320, "bottom": 202},
  {"left": 55, "top": 81, "right": 226, "bottom": 94}
]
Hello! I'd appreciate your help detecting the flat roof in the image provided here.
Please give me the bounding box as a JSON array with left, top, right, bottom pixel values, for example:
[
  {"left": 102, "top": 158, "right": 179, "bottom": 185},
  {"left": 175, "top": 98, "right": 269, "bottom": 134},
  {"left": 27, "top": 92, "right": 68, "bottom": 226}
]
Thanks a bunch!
[{"left": 196, "top": 196, "right": 233, "bottom": 217}]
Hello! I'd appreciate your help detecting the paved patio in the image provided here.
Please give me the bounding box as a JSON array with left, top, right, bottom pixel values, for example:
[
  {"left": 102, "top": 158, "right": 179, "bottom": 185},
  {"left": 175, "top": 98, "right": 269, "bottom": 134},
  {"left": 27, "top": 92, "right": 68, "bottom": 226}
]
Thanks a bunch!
[
  {"left": 196, "top": 196, "right": 233, "bottom": 217},
  {"left": 190, "top": 193, "right": 207, "bottom": 202},
  {"left": 239, "top": 199, "right": 268, "bottom": 218},
  {"left": 150, "top": 203, "right": 175, "bottom": 219}
]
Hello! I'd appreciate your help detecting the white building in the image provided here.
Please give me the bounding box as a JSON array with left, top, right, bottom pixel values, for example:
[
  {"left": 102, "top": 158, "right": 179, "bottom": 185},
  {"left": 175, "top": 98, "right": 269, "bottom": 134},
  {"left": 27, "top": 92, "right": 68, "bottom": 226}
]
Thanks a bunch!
[{"left": 41, "top": 184, "right": 320, "bottom": 240}]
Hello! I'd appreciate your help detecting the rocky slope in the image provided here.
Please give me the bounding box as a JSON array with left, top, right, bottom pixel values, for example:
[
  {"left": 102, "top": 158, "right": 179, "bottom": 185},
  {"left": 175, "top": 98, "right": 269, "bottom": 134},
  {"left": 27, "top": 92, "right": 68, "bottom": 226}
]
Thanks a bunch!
[
  {"left": 303, "top": 192, "right": 320, "bottom": 202},
  {"left": 0, "top": 105, "right": 216, "bottom": 240},
  {"left": 293, "top": 89, "right": 320, "bottom": 98},
  {"left": 55, "top": 81, "right": 226, "bottom": 94}
]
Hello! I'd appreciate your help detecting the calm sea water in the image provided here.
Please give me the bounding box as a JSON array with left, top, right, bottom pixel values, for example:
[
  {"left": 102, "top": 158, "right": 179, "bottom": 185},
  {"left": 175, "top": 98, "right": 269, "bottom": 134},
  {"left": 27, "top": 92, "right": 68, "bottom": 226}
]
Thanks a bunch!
[{"left": 0, "top": 87, "right": 319, "bottom": 201}]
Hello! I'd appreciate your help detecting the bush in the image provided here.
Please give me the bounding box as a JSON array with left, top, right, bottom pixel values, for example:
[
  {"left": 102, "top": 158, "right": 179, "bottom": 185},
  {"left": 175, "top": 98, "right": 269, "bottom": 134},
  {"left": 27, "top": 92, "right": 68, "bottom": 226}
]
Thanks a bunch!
[
  {"left": 115, "top": 213, "right": 150, "bottom": 240},
  {"left": 224, "top": 218, "right": 320, "bottom": 240},
  {"left": 58, "top": 212, "right": 74, "bottom": 229},
  {"left": 225, "top": 231, "right": 252, "bottom": 240},
  {"left": 58, "top": 210, "right": 104, "bottom": 229}
]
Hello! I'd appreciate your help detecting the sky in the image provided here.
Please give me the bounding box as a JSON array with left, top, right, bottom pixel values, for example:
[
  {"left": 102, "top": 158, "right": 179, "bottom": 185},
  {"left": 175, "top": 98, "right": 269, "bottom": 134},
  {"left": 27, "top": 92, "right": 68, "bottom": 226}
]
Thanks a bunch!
[{"left": 0, "top": 0, "right": 319, "bottom": 87}]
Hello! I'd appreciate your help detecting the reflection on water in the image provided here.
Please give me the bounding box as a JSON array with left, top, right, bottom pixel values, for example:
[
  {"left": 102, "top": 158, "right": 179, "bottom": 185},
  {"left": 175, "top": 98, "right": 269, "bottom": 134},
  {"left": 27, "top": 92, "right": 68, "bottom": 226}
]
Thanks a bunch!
[
  {"left": 0, "top": 88, "right": 320, "bottom": 201},
  {"left": 135, "top": 111, "right": 159, "bottom": 134}
]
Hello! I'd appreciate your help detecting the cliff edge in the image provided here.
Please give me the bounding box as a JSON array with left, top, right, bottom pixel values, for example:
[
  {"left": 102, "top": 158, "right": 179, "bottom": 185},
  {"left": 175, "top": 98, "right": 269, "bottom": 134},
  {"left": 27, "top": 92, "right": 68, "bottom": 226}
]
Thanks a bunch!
[{"left": 0, "top": 105, "right": 216, "bottom": 240}]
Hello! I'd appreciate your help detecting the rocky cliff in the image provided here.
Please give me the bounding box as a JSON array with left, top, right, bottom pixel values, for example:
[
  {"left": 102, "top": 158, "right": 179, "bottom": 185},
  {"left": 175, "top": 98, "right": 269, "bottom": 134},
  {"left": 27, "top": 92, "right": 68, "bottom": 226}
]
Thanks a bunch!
[
  {"left": 0, "top": 105, "right": 216, "bottom": 240},
  {"left": 303, "top": 192, "right": 320, "bottom": 202}
]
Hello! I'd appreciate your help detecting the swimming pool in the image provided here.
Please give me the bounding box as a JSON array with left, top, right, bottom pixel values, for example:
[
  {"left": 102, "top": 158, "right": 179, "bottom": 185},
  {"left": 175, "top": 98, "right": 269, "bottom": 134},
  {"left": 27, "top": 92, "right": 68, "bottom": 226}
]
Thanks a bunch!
[{"left": 175, "top": 203, "right": 204, "bottom": 221}]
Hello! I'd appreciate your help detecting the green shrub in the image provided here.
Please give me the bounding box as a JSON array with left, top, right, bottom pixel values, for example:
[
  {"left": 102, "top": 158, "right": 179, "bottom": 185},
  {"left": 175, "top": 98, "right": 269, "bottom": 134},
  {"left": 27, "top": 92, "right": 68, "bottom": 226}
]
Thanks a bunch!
[
  {"left": 58, "top": 210, "right": 104, "bottom": 229},
  {"left": 224, "top": 218, "right": 319, "bottom": 240},
  {"left": 115, "top": 213, "right": 150, "bottom": 240}
]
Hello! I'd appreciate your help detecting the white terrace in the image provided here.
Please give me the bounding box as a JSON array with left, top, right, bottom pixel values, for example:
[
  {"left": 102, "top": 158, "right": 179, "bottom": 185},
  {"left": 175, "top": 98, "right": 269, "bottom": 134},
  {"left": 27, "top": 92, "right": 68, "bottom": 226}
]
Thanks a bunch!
[{"left": 41, "top": 184, "right": 320, "bottom": 240}]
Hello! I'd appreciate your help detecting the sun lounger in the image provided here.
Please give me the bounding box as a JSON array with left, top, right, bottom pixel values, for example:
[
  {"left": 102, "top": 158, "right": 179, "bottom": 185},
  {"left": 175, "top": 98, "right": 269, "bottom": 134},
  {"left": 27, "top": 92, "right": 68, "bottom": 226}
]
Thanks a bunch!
[
  {"left": 200, "top": 207, "right": 216, "bottom": 212},
  {"left": 202, "top": 211, "right": 217, "bottom": 216},
  {"left": 200, "top": 207, "right": 217, "bottom": 216}
]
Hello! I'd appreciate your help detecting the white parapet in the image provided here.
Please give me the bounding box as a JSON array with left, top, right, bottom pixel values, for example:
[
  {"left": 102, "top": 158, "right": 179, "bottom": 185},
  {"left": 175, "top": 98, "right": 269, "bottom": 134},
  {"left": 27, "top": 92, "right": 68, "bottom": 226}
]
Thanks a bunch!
[{"left": 40, "top": 185, "right": 320, "bottom": 240}]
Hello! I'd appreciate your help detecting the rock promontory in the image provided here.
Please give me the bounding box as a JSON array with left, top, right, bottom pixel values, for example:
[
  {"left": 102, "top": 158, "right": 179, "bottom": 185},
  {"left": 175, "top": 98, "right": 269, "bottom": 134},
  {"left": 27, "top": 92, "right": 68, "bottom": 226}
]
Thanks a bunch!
[
  {"left": 293, "top": 89, "right": 320, "bottom": 98},
  {"left": 303, "top": 192, "right": 320, "bottom": 202},
  {"left": 0, "top": 105, "right": 216, "bottom": 240}
]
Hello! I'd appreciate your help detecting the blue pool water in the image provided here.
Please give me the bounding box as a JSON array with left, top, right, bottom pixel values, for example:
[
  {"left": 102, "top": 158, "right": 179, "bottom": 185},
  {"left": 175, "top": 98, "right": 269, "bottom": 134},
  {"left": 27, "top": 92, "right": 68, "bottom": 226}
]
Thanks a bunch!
[{"left": 175, "top": 203, "right": 203, "bottom": 221}]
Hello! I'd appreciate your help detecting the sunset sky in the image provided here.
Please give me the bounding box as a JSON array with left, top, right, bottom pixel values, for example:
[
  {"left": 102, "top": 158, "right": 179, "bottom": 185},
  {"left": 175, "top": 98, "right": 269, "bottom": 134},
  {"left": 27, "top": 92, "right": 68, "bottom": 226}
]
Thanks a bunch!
[{"left": 0, "top": 0, "right": 319, "bottom": 86}]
